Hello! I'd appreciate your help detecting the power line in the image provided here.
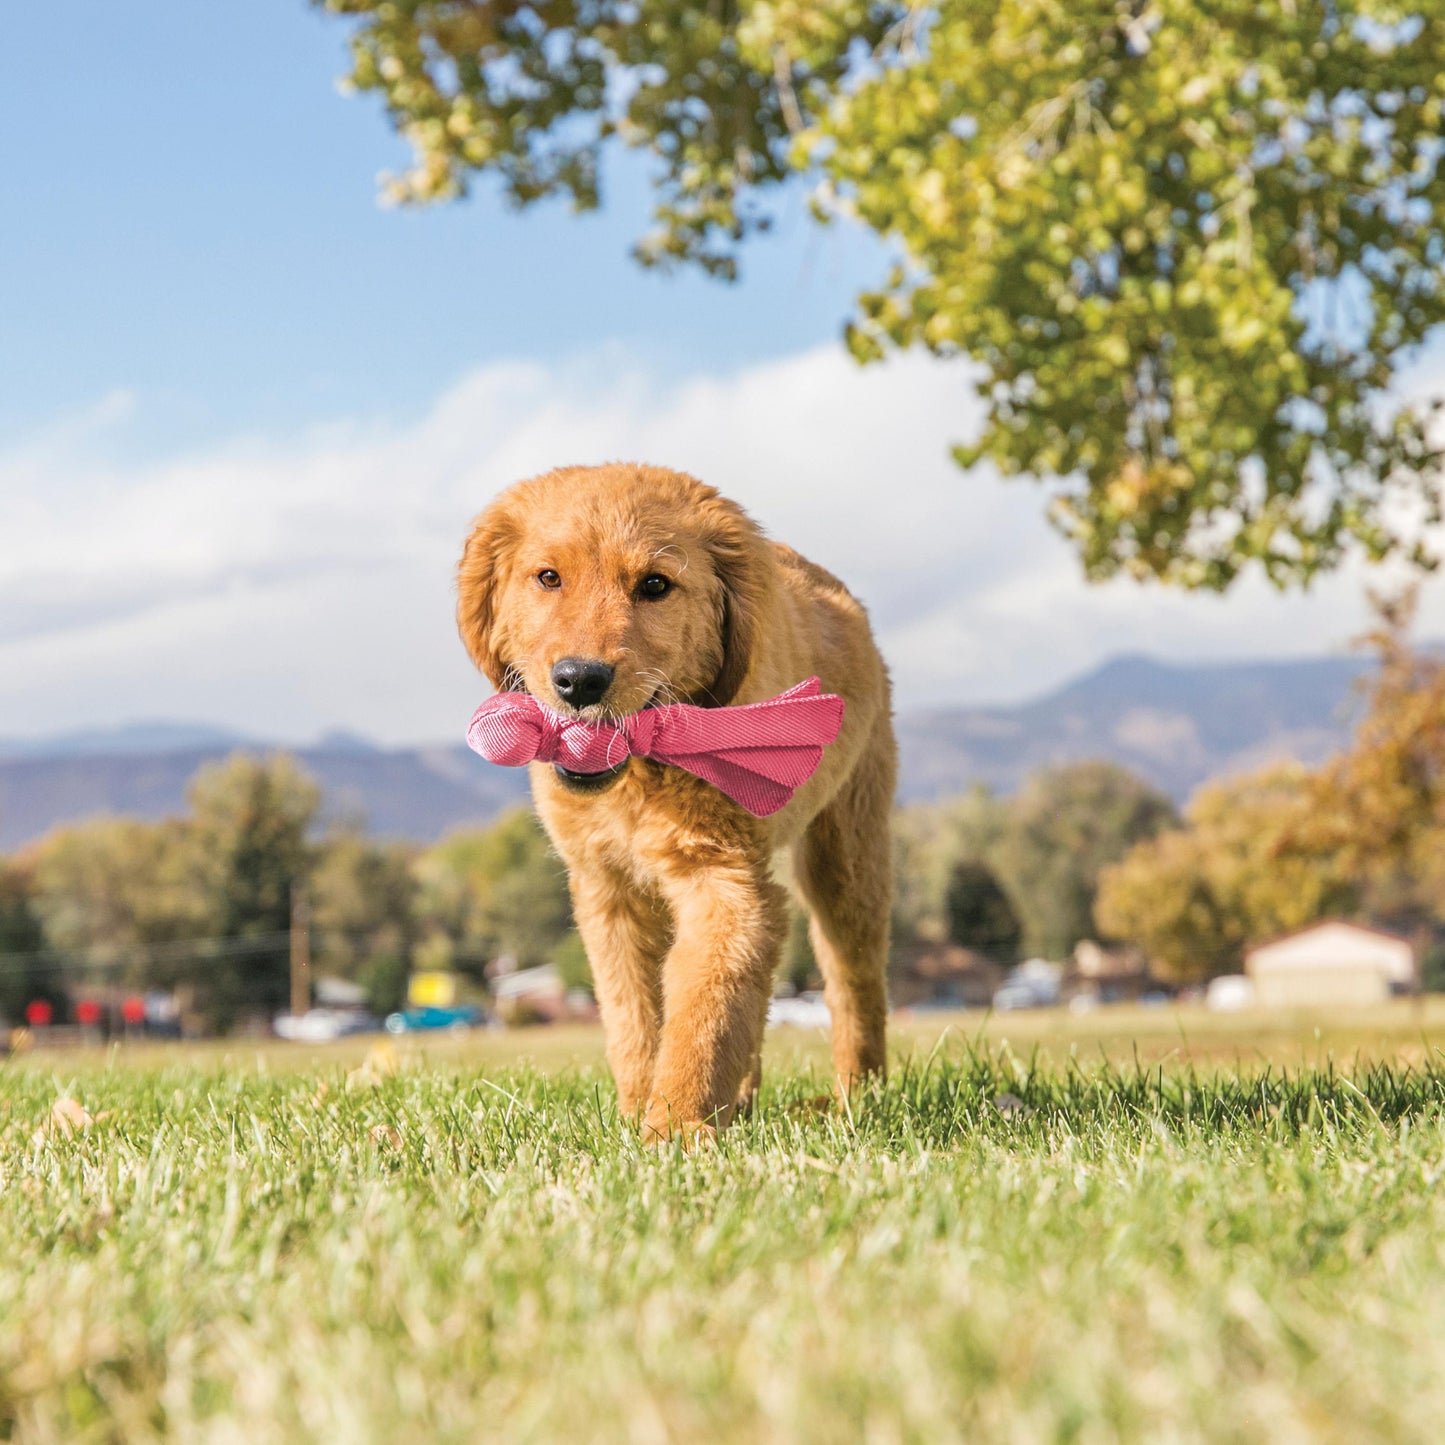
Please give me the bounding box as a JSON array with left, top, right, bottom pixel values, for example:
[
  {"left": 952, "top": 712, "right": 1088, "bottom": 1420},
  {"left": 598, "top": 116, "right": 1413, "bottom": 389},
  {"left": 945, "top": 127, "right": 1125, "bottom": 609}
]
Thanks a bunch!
[
  {"left": 0, "top": 934, "right": 505, "bottom": 984},
  {"left": 0, "top": 931, "right": 293, "bottom": 978}
]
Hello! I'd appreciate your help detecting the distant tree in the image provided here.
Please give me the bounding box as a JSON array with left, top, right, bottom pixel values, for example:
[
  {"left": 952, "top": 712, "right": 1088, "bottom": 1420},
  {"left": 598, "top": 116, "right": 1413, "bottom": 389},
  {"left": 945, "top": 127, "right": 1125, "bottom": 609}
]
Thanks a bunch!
[
  {"left": 1096, "top": 765, "right": 1357, "bottom": 981},
  {"left": 416, "top": 809, "right": 573, "bottom": 971},
  {"left": 944, "top": 859, "right": 1022, "bottom": 964},
  {"left": 186, "top": 754, "right": 321, "bottom": 1022},
  {"left": 889, "top": 810, "right": 940, "bottom": 953},
  {"left": 1093, "top": 825, "right": 1231, "bottom": 982},
  {"left": 1100, "top": 597, "right": 1445, "bottom": 982},
  {"left": 31, "top": 818, "right": 209, "bottom": 980},
  {"left": 781, "top": 905, "right": 821, "bottom": 994},
  {"left": 552, "top": 930, "right": 593, "bottom": 993},
  {"left": 0, "top": 856, "right": 51, "bottom": 1021},
  {"left": 1291, "top": 589, "right": 1445, "bottom": 914},
  {"left": 1424, "top": 942, "right": 1445, "bottom": 995},
  {"left": 318, "top": 0, "right": 1445, "bottom": 589},
  {"left": 1275, "top": 587, "right": 1445, "bottom": 960},
  {"left": 310, "top": 829, "right": 420, "bottom": 1013},
  {"left": 189, "top": 754, "right": 320, "bottom": 935},
  {"left": 992, "top": 762, "right": 1176, "bottom": 960},
  {"left": 889, "top": 768, "right": 1167, "bottom": 961},
  {"left": 890, "top": 785, "right": 1008, "bottom": 952}
]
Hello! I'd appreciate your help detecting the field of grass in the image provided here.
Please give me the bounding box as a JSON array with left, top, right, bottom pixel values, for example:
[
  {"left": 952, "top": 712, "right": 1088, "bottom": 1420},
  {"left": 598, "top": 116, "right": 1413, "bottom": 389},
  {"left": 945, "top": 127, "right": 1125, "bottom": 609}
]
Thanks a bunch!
[{"left": 4, "top": 1005, "right": 1445, "bottom": 1442}]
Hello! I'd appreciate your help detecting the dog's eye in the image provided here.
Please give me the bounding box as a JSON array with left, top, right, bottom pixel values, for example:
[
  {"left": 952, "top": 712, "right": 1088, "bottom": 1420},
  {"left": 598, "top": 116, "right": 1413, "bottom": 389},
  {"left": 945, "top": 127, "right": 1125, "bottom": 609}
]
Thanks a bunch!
[
  {"left": 537, "top": 569, "right": 562, "bottom": 590},
  {"left": 638, "top": 574, "right": 671, "bottom": 599}
]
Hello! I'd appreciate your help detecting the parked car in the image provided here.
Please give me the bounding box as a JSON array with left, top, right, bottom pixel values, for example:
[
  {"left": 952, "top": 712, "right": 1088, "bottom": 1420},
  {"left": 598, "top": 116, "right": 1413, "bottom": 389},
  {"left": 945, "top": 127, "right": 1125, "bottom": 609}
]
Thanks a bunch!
[
  {"left": 1205, "top": 975, "right": 1256, "bottom": 1012},
  {"left": 767, "top": 991, "right": 831, "bottom": 1028},
  {"left": 992, "top": 959, "right": 1064, "bottom": 1011},
  {"left": 274, "top": 1008, "right": 381, "bottom": 1042},
  {"left": 384, "top": 1004, "right": 487, "bottom": 1035}
]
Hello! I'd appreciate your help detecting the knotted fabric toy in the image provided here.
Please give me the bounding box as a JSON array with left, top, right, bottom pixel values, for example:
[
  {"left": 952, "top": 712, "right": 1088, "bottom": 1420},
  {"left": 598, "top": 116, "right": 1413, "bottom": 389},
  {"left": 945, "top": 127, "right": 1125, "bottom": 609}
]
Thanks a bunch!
[{"left": 466, "top": 677, "right": 845, "bottom": 818}]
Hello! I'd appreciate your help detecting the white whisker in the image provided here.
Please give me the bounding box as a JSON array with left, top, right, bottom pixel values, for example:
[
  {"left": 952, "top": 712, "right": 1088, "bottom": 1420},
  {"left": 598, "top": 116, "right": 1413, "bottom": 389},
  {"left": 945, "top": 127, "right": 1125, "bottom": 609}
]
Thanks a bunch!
[{"left": 636, "top": 666, "right": 685, "bottom": 709}]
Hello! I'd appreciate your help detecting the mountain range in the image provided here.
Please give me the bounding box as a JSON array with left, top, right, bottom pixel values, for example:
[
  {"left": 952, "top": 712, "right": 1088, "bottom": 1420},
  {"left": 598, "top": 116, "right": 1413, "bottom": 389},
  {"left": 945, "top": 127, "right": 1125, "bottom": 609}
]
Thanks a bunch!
[
  {"left": 894, "top": 651, "right": 1374, "bottom": 804},
  {"left": 0, "top": 651, "right": 1378, "bottom": 850}
]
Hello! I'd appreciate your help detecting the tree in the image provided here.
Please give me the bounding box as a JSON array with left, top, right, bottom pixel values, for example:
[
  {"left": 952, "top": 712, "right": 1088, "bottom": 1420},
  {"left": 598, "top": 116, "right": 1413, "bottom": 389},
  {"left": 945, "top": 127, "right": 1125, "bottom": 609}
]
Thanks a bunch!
[
  {"left": 416, "top": 808, "right": 573, "bottom": 971},
  {"left": 318, "top": 0, "right": 1445, "bottom": 588},
  {"left": 991, "top": 761, "right": 1176, "bottom": 960},
  {"left": 1283, "top": 586, "right": 1445, "bottom": 937},
  {"left": 889, "top": 807, "right": 945, "bottom": 952},
  {"left": 1095, "top": 765, "right": 1357, "bottom": 980},
  {"left": 1099, "top": 596, "right": 1445, "bottom": 980},
  {"left": 187, "top": 754, "right": 321, "bottom": 1022},
  {"left": 890, "top": 784, "right": 1008, "bottom": 951},
  {"left": 0, "top": 856, "right": 51, "bottom": 1022},
  {"left": 30, "top": 818, "right": 209, "bottom": 982},
  {"left": 888, "top": 767, "right": 1168, "bottom": 960},
  {"left": 1298, "top": 590, "right": 1445, "bottom": 869},
  {"left": 1094, "top": 824, "right": 1232, "bottom": 981},
  {"left": 309, "top": 829, "right": 420, "bottom": 1013},
  {"left": 552, "top": 929, "right": 594, "bottom": 992},
  {"left": 781, "top": 904, "right": 820, "bottom": 993},
  {"left": 943, "top": 859, "right": 1022, "bottom": 963}
]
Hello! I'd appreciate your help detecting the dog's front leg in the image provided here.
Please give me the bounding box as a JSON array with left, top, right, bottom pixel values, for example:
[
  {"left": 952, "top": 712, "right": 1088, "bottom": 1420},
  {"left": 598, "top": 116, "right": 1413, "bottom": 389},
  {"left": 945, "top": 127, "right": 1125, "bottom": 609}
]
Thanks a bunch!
[
  {"left": 569, "top": 868, "right": 671, "bottom": 1119},
  {"left": 644, "top": 860, "right": 789, "bottom": 1142}
]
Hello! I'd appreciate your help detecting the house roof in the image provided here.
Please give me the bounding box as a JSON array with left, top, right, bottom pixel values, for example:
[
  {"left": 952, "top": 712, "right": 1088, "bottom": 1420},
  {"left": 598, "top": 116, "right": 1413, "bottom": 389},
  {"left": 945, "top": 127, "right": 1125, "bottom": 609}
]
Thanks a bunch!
[
  {"left": 491, "top": 964, "right": 562, "bottom": 999},
  {"left": 1244, "top": 917, "right": 1412, "bottom": 958},
  {"left": 1244, "top": 919, "right": 1416, "bottom": 984},
  {"left": 896, "top": 940, "right": 1005, "bottom": 982},
  {"left": 1072, "top": 939, "right": 1147, "bottom": 980}
]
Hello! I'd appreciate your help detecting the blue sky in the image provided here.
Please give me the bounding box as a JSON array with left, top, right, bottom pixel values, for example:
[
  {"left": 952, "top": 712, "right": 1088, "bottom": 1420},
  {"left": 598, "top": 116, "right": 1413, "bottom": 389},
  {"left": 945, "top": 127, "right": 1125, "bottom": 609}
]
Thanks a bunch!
[
  {"left": 3, "top": 1, "right": 1442, "bottom": 747},
  {"left": 0, "top": 1, "right": 881, "bottom": 452}
]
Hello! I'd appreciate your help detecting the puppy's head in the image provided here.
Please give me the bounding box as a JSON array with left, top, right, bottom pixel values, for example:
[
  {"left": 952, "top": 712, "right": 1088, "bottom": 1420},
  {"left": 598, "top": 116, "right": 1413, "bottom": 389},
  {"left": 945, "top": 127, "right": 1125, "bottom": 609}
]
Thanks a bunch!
[{"left": 458, "top": 464, "right": 773, "bottom": 725}]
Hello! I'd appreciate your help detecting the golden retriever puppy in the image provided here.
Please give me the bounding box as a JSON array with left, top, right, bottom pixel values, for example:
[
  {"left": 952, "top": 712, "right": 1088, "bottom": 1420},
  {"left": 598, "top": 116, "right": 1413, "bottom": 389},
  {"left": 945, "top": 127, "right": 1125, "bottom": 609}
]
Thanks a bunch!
[{"left": 458, "top": 463, "right": 895, "bottom": 1139}]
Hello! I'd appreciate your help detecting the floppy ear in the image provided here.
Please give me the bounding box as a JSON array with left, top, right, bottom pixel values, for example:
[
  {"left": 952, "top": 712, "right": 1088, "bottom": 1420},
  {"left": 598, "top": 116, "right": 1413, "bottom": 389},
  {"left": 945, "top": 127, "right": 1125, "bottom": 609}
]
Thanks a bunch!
[
  {"left": 702, "top": 494, "right": 777, "bottom": 706},
  {"left": 456, "top": 500, "right": 519, "bottom": 690}
]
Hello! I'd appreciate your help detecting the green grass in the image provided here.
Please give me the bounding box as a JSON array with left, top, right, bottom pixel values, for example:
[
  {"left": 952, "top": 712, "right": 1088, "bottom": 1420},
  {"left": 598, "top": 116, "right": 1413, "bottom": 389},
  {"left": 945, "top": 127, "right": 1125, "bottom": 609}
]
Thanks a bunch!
[{"left": 4, "top": 1016, "right": 1445, "bottom": 1442}]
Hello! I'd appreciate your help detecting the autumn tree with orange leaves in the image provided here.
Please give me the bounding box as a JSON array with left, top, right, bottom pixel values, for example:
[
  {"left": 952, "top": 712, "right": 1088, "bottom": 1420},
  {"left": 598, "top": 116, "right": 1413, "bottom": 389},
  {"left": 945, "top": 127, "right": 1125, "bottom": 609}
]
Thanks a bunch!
[
  {"left": 1098, "top": 589, "right": 1445, "bottom": 984},
  {"left": 1287, "top": 589, "right": 1445, "bottom": 942}
]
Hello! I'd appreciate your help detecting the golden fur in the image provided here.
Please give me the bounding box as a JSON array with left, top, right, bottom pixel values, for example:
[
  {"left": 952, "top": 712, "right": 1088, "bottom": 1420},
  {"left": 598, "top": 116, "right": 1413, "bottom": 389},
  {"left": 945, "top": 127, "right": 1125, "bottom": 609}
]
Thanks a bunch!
[{"left": 458, "top": 463, "right": 896, "bottom": 1139}]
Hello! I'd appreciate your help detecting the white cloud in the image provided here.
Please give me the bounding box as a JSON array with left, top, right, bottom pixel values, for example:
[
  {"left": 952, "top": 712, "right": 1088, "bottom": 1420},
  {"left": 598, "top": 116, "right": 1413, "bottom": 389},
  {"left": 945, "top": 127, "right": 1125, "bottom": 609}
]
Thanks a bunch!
[{"left": 2, "top": 346, "right": 1442, "bottom": 745}]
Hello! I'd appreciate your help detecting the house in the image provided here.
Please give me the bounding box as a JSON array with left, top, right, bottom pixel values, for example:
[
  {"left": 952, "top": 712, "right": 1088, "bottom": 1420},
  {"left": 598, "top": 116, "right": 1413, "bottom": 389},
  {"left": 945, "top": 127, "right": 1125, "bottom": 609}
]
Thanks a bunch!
[
  {"left": 490, "top": 963, "right": 598, "bottom": 1024},
  {"left": 1069, "top": 939, "right": 1161, "bottom": 1004},
  {"left": 993, "top": 958, "right": 1063, "bottom": 1011},
  {"left": 1244, "top": 921, "right": 1416, "bottom": 1009},
  {"left": 890, "top": 941, "right": 1006, "bottom": 1008}
]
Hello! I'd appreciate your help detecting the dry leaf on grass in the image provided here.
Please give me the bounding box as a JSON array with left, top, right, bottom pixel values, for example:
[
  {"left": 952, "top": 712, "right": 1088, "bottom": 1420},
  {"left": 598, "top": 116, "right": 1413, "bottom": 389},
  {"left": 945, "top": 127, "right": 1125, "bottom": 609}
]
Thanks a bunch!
[
  {"left": 32, "top": 1097, "right": 111, "bottom": 1142},
  {"left": 347, "top": 1041, "right": 399, "bottom": 1091},
  {"left": 992, "top": 1092, "right": 1035, "bottom": 1119},
  {"left": 367, "top": 1124, "right": 404, "bottom": 1150}
]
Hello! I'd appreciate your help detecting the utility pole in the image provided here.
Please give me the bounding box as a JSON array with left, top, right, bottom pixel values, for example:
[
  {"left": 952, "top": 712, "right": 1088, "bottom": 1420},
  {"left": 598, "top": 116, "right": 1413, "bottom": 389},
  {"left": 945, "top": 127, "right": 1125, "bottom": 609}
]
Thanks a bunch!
[{"left": 290, "top": 883, "right": 311, "bottom": 1019}]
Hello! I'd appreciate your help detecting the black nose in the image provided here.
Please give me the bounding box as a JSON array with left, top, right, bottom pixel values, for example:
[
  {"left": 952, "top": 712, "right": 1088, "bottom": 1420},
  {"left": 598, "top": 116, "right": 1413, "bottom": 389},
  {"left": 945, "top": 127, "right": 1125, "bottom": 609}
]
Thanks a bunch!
[{"left": 551, "top": 657, "right": 615, "bottom": 708}]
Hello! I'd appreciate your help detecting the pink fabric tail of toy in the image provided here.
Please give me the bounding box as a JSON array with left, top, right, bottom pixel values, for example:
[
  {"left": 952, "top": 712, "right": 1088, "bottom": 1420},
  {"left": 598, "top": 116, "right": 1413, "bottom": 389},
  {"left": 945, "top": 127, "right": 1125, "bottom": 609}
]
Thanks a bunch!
[{"left": 465, "top": 677, "right": 846, "bottom": 817}]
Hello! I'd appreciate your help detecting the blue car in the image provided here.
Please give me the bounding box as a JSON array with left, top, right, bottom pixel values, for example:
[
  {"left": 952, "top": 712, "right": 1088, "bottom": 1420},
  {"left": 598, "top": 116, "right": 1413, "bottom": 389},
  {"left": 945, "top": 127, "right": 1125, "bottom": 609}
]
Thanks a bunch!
[{"left": 384, "top": 1005, "right": 487, "bottom": 1035}]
